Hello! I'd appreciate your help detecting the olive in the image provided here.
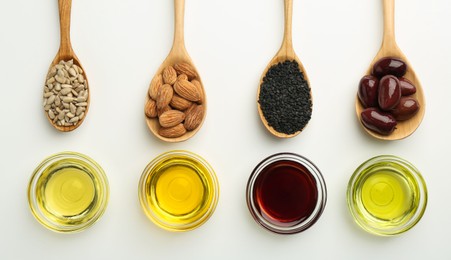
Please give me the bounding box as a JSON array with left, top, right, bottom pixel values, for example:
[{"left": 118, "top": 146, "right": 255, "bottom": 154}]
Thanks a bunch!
[
  {"left": 358, "top": 75, "right": 379, "bottom": 108},
  {"left": 378, "top": 75, "right": 401, "bottom": 111},
  {"left": 361, "top": 108, "right": 397, "bottom": 135},
  {"left": 392, "top": 97, "right": 419, "bottom": 121},
  {"left": 399, "top": 77, "right": 417, "bottom": 96},
  {"left": 372, "top": 57, "right": 407, "bottom": 78}
]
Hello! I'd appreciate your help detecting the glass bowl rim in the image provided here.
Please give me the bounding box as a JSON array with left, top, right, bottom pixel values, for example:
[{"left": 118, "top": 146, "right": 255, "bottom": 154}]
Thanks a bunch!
[
  {"left": 246, "top": 152, "right": 327, "bottom": 235},
  {"left": 346, "top": 154, "right": 428, "bottom": 236},
  {"left": 27, "top": 151, "right": 109, "bottom": 233},
  {"left": 138, "top": 150, "right": 220, "bottom": 232}
]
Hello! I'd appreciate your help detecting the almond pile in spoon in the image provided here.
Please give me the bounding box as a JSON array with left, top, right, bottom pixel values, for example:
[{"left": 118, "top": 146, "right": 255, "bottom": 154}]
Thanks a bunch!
[{"left": 145, "top": 62, "right": 204, "bottom": 138}]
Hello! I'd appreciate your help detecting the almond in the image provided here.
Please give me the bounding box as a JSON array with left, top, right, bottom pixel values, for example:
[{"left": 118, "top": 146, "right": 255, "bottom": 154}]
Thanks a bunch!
[
  {"left": 159, "top": 110, "right": 185, "bottom": 128},
  {"left": 157, "top": 105, "right": 171, "bottom": 117},
  {"left": 148, "top": 74, "right": 162, "bottom": 100},
  {"left": 162, "top": 66, "right": 177, "bottom": 85},
  {"left": 159, "top": 124, "right": 186, "bottom": 138},
  {"left": 191, "top": 79, "right": 204, "bottom": 104},
  {"left": 156, "top": 84, "right": 173, "bottom": 109},
  {"left": 177, "top": 74, "right": 188, "bottom": 81},
  {"left": 174, "top": 79, "right": 200, "bottom": 102},
  {"left": 184, "top": 104, "right": 204, "bottom": 131},
  {"left": 174, "top": 62, "right": 197, "bottom": 80},
  {"left": 184, "top": 103, "right": 196, "bottom": 115},
  {"left": 170, "top": 94, "right": 193, "bottom": 110},
  {"left": 144, "top": 99, "right": 157, "bottom": 118}
]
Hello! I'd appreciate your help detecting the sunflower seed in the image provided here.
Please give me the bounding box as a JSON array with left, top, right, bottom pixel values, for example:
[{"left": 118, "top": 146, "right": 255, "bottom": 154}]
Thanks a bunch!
[
  {"left": 76, "top": 106, "right": 84, "bottom": 115},
  {"left": 57, "top": 111, "right": 65, "bottom": 120},
  {"left": 69, "top": 116, "right": 79, "bottom": 123},
  {"left": 55, "top": 96, "right": 61, "bottom": 106},
  {"left": 75, "top": 85, "right": 85, "bottom": 92},
  {"left": 49, "top": 67, "right": 57, "bottom": 78},
  {"left": 55, "top": 75, "right": 65, "bottom": 84},
  {"left": 48, "top": 110, "right": 55, "bottom": 119},
  {"left": 60, "top": 88, "right": 72, "bottom": 95},
  {"left": 70, "top": 103, "right": 76, "bottom": 114},
  {"left": 62, "top": 97, "right": 74, "bottom": 103},
  {"left": 46, "top": 77, "right": 55, "bottom": 85},
  {"left": 47, "top": 95, "right": 55, "bottom": 105},
  {"left": 69, "top": 68, "right": 77, "bottom": 76},
  {"left": 78, "top": 74, "right": 84, "bottom": 83}
]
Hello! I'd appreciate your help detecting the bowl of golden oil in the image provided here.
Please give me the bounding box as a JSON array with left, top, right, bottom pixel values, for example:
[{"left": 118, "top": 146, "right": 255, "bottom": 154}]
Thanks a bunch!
[
  {"left": 28, "top": 151, "right": 109, "bottom": 233},
  {"left": 347, "top": 155, "right": 427, "bottom": 236},
  {"left": 139, "top": 150, "right": 219, "bottom": 232}
]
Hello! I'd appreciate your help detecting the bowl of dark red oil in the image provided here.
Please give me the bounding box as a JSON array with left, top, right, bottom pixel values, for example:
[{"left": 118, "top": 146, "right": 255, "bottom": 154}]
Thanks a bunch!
[{"left": 246, "top": 153, "right": 327, "bottom": 234}]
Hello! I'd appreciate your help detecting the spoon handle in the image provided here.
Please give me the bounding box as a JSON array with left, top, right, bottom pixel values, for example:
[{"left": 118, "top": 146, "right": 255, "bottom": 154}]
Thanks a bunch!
[
  {"left": 382, "top": 0, "right": 396, "bottom": 48},
  {"left": 281, "top": 0, "right": 293, "bottom": 51},
  {"left": 172, "top": 0, "right": 187, "bottom": 54},
  {"left": 58, "top": 0, "right": 73, "bottom": 55}
]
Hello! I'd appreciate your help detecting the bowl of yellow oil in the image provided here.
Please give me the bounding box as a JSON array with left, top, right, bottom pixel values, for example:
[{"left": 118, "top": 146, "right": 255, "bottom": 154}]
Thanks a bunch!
[
  {"left": 139, "top": 150, "right": 219, "bottom": 232},
  {"left": 28, "top": 151, "right": 109, "bottom": 233},
  {"left": 347, "top": 155, "right": 427, "bottom": 236}
]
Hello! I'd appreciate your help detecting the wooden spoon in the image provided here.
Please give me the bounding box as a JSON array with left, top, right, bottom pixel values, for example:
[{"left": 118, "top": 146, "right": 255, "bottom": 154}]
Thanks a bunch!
[
  {"left": 145, "top": 0, "right": 206, "bottom": 142},
  {"left": 257, "top": 0, "right": 311, "bottom": 138},
  {"left": 356, "top": 0, "right": 425, "bottom": 140},
  {"left": 44, "top": 0, "right": 89, "bottom": 132}
]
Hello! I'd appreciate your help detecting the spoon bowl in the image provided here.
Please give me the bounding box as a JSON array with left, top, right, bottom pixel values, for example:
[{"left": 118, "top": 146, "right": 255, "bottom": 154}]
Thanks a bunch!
[
  {"left": 44, "top": 0, "right": 89, "bottom": 132},
  {"left": 145, "top": 0, "right": 206, "bottom": 142},
  {"left": 356, "top": 0, "right": 425, "bottom": 140},
  {"left": 257, "top": 0, "right": 312, "bottom": 138}
]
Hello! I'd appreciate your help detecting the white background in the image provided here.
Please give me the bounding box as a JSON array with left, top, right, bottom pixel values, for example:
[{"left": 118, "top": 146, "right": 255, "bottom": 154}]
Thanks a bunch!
[{"left": 1, "top": 0, "right": 450, "bottom": 259}]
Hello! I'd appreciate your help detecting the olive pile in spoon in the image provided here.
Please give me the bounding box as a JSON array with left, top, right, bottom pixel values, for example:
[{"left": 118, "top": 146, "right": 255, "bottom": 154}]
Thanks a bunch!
[{"left": 358, "top": 57, "right": 420, "bottom": 135}]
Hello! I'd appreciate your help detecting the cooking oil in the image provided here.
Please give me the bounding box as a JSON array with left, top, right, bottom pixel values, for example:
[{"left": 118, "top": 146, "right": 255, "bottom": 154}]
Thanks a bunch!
[
  {"left": 41, "top": 165, "right": 95, "bottom": 217},
  {"left": 139, "top": 151, "right": 219, "bottom": 231},
  {"left": 361, "top": 171, "right": 412, "bottom": 220},
  {"left": 28, "top": 152, "right": 109, "bottom": 233},
  {"left": 347, "top": 155, "right": 427, "bottom": 236}
]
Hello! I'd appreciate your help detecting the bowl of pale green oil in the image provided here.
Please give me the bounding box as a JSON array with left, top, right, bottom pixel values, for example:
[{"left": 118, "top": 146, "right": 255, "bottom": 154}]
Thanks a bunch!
[
  {"left": 28, "top": 152, "right": 109, "bottom": 233},
  {"left": 347, "top": 155, "right": 427, "bottom": 236}
]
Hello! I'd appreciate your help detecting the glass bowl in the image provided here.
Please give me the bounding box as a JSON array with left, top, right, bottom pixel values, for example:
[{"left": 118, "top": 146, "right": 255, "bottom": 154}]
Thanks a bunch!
[
  {"left": 246, "top": 153, "right": 327, "bottom": 234},
  {"left": 27, "top": 151, "right": 109, "bottom": 233},
  {"left": 347, "top": 155, "right": 427, "bottom": 236},
  {"left": 139, "top": 150, "right": 219, "bottom": 232}
]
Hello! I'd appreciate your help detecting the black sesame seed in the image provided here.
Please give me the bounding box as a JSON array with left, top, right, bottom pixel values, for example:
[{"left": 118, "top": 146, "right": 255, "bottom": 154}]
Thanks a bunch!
[{"left": 258, "top": 60, "right": 312, "bottom": 135}]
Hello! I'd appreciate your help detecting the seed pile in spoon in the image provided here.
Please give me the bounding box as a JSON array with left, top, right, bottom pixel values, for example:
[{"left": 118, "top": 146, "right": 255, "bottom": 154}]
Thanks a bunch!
[
  {"left": 258, "top": 60, "right": 312, "bottom": 135},
  {"left": 43, "top": 59, "right": 88, "bottom": 127}
]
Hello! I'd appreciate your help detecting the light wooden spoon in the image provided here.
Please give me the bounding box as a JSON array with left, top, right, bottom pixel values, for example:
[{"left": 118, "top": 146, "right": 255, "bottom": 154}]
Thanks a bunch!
[
  {"left": 44, "top": 0, "right": 90, "bottom": 132},
  {"left": 356, "top": 0, "right": 425, "bottom": 140},
  {"left": 145, "top": 0, "right": 206, "bottom": 142},
  {"left": 257, "top": 0, "right": 311, "bottom": 138}
]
